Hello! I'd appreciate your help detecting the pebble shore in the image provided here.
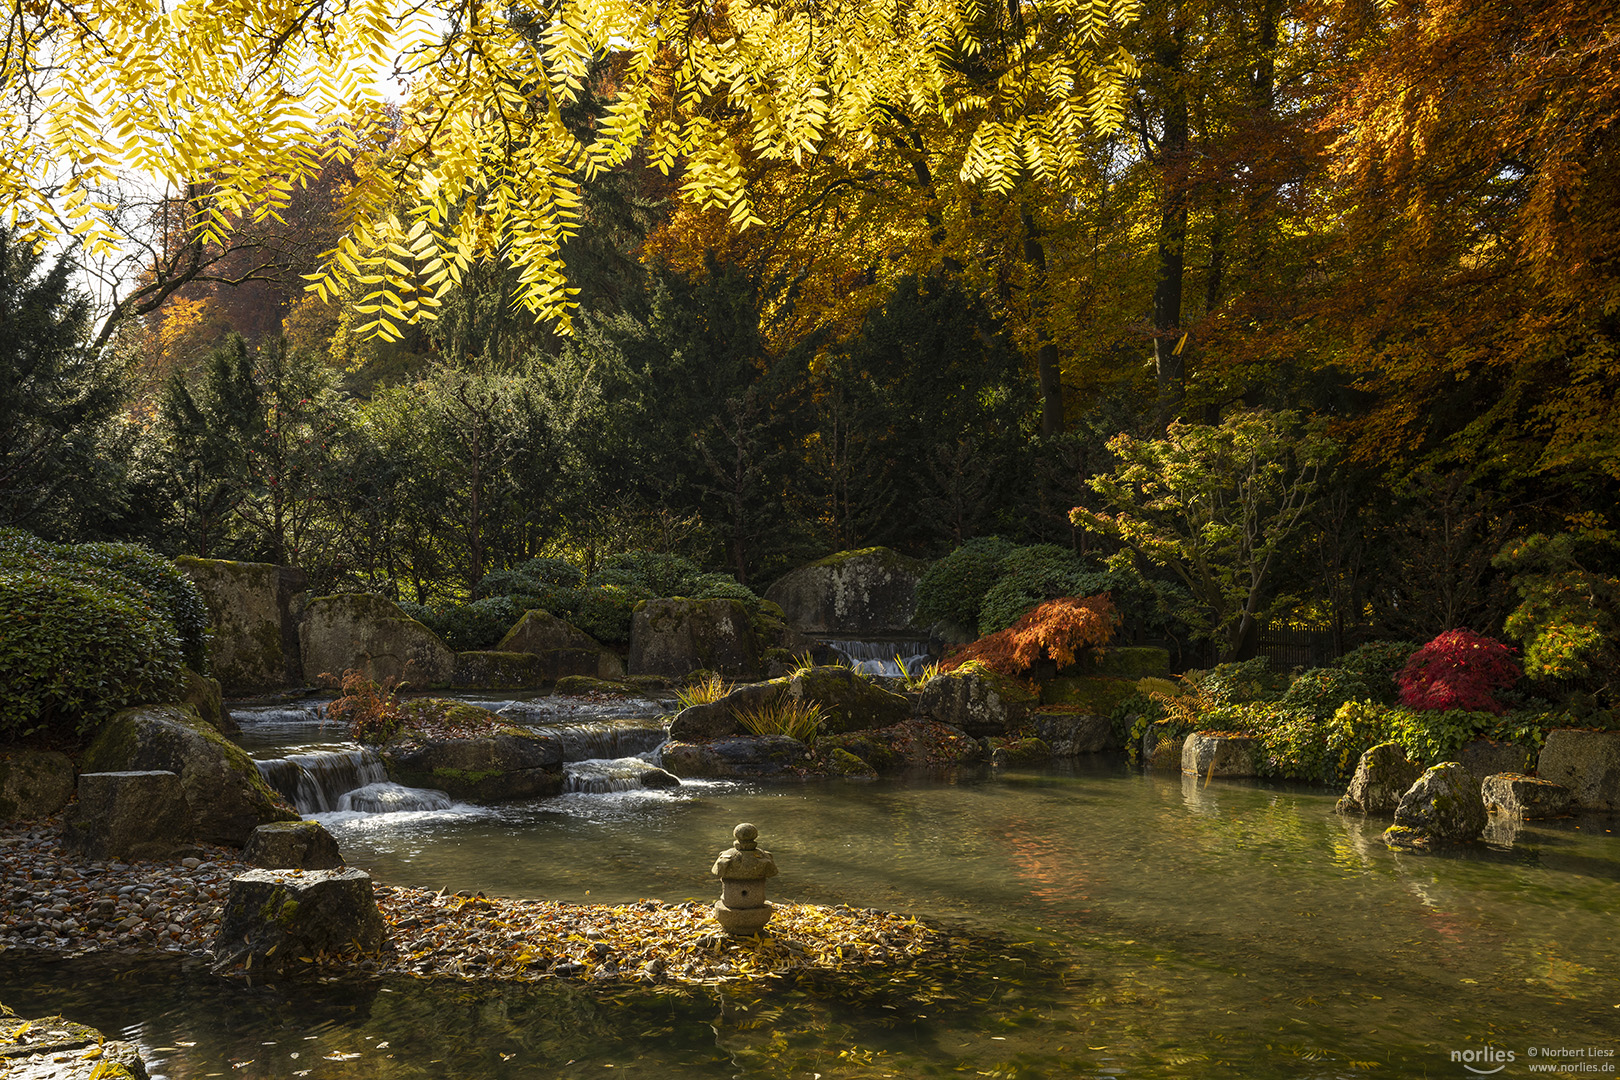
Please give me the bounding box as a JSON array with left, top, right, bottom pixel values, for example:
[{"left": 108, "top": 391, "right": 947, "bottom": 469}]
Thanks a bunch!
[{"left": 1, "top": 817, "right": 945, "bottom": 984}]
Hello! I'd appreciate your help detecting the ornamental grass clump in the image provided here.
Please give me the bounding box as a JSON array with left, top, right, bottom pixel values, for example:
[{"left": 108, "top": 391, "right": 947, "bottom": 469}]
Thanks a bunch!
[
  {"left": 736, "top": 698, "right": 826, "bottom": 744},
  {"left": 1397, "top": 629, "right": 1521, "bottom": 714},
  {"left": 674, "top": 673, "right": 732, "bottom": 710},
  {"left": 941, "top": 594, "right": 1119, "bottom": 678}
]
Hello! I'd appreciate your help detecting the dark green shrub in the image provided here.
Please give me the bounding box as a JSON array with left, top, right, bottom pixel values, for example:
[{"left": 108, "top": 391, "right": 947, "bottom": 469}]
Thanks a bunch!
[
  {"left": 692, "top": 578, "right": 762, "bottom": 607},
  {"left": 407, "top": 596, "right": 524, "bottom": 651},
  {"left": 1184, "top": 656, "right": 1288, "bottom": 705},
  {"left": 978, "top": 544, "right": 1083, "bottom": 635},
  {"left": 0, "top": 529, "right": 208, "bottom": 672},
  {"left": 473, "top": 569, "right": 545, "bottom": 600},
  {"left": 1332, "top": 640, "right": 1415, "bottom": 703},
  {"left": 0, "top": 568, "right": 183, "bottom": 741},
  {"left": 570, "top": 585, "right": 641, "bottom": 645},
  {"left": 913, "top": 535, "right": 1016, "bottom": 629},
  {"left": 590, "top": 551, "right": 702, "bottom": 597},
  {"left": 515, "top": 556, "right": 585, "bottom": 588},
  {"left": 1280, "top": 666, "right": 1375, "bottom": 719},
  {"left": 1108, "top": 690, "right": 1168, "bottom": 761}
]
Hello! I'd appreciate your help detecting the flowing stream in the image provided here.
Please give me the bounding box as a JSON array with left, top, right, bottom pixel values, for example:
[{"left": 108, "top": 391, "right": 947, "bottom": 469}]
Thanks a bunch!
[{"left": 3, "top": 701, "right": 1618, "bottom": 1080}]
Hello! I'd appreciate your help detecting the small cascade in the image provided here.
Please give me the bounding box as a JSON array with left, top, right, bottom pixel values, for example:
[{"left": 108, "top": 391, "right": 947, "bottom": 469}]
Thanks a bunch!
[
  {"left": 521, "top": 720, "right": 670, "bottom": 762},
  {"left": 338, "top": 782, "right": 454, "bottom": 814},
  {"left": 563, "top": 757, "right": 680, "bottom": 794},
  {"left": 823, "top": 639, "right": 933, "bottom": 678}
]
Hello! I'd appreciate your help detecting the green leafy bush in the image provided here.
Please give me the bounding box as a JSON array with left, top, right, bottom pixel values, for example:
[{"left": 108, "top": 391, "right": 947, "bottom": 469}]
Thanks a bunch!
[
  {"left": 0, "top": 529, "right": 208, "bottom": 671},
  {"left": 590, "top": 551, "right": 703, "bottom": 597},
  {"left": 1331, "top": 640, "right": 1415, "bottom": 704},
  {"left": 0, "top": 568, "right": 183, "bottom": 741},
  {"left": 1109, "top": 690, "right": 1169, "bottom": 760},
  {"left": 568, "top": 585, "right": 642, "bottom": 645},
  {"left": 1280, "top": 666, "right": 1375, "bottom": 718},
  {"left": 913, "top": 535, "right": 1016, "bottom": 629},
  {"left": 515, "top": 556, "right": 585, "bottom": 588},
  {"left": 473, "top": 569, "right": 545, "bottom": 600},
  {"left": 403, "top": 596, "right": 524, "bottom": 651},
  {"left": 1184, "top": 656, "right": 1288, "bottom": 705}
]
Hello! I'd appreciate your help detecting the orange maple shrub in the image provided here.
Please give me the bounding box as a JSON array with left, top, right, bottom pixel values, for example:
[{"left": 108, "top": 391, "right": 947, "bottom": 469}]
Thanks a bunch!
[{"left": 941, "top": 595, "right": 1120, "bottom": 678}]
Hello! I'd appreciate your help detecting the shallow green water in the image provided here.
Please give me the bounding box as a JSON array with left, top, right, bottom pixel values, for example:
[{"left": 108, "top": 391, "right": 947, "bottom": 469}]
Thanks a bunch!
[{"left": 5, "top": 760, "right": 1619, "bottom": 1079}]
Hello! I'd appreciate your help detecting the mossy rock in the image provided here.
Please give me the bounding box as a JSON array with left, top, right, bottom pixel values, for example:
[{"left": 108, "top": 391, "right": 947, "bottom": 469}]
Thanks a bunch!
[
  {"left": 181, "top": 667, "right": 235, "bottom": 734},
  {"left": 451, "top": 650, "right": 550, "bottom": 690},
  {"left": 659, "top": 735, "right": 812, "bottom": 779},
  {"left": 763, "top": 547, "right": 927, "bottom": 635},
  {"left": 916, "top": 662, "right": 1038, "bottom": 737},
  {"left": 628, "top": 598, "right": 763, "bottom": 680},
  {"left": 300, "top": 593, "right": 457, "bottom": 689},
  {"left": 497, "top": 611, "right": 627, "bottom": 681},
  {"left": 176, "top": 557, "right": 308, "bottom": 695},
  {"left": 786, "top": 665, "right": 910, "bottom": 734},
  {"left": 81, "top": 703, "right": 299, "bottom": 845},
  {"left": 1040, "top": 676, "right": 1138, "bottom": 714},
  {"left": 817, "top": 731, "right": 906, "bottom": 773},
  {"left": 988, "top": 736, "right": 1053, "bottom": 767},
  {"left": 0, "top": 1006, "right": 148, "bottom": 1079},
  {"left": 818, "top": 746, "right": 879, "bottom": 779},
  {"left": 0, "top": 748, "right": 75, "bottom": 821},
  {"left": 379, "top": 716, "right": 564, "bottom": 803}
]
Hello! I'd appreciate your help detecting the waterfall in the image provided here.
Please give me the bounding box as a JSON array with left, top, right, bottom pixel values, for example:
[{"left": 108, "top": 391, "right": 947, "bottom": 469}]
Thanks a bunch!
[
  {"left": 823, "top": 639, "right": 934, "bottom": 678},
  {"left": 522, "top": 720, "right": 670, "bottom": 762},
  {"left": 338, "top": 782, "right": 454, "bottom": 813},
  {"left": 562, "top": 757, "right": 681, "bottom": 794},
  {"left": 255, "top": 747, "right": 400, "bottom": 814}
]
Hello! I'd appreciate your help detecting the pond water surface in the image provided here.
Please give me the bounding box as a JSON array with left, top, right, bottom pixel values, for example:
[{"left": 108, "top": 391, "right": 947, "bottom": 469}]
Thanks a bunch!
[{"left": 3, "top": 702, "right": 1617, "bottom": 1079}]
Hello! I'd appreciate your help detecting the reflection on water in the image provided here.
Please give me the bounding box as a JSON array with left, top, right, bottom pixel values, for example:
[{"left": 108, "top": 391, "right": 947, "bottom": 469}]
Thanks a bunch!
[{"left": 4, "top": 759, "right": 1619, "bottom": 1079}]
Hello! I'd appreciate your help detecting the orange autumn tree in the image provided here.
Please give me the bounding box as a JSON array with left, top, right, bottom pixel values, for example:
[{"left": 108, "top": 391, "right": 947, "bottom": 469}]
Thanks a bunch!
[{"left": 943, "top": 595, "right": 1120, "bottom": 678}]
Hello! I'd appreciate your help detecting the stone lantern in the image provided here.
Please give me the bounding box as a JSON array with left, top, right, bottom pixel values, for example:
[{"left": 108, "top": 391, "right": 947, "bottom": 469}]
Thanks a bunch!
[{"left": 711, "top": 822, "right": 778, "bottom": 936}]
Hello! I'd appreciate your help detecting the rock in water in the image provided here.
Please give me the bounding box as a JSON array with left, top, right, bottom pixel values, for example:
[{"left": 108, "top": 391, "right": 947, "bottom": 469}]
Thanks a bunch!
[
  {"left": 916, "top": 665, "right": 1037, "bottom": 737},
  {"left": 1337, "top": 742, "right": 1422, "bottom": 815},
  {"left": 62, "top": 771, "right": 192, "bottom": 861},
  {"left": 1384, "top": 762, "right": 1487, "bottom": 849},
  {"left": 1181, "top": 733, "right": 1259, "bottom": 778},
  {"left": 1535, "top": 729, "right": 1620, "bottom": 812},
  {"left": 1, "top": 1002, "right": 149, "bottom": 1079},
  {"left": 1481, "top": 773, "right": 1573, "bottom": 819},
  {"left": 80, "top": 704, "right": 298, "bottom": 845},
  {"left": 243, "top": 820, "right": 344, "bottom": 869},
  {"left": 299, "top": 592, "right": 458, "bottom": 688},
  {"left": 213, "top": 868, "right": 388, "bottom": 976}
]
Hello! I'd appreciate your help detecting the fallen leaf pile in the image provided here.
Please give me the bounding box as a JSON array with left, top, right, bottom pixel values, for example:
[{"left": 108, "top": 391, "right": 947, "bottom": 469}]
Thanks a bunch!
[{"left": 365, "top": 887, "right": 947, "bottom": 985}]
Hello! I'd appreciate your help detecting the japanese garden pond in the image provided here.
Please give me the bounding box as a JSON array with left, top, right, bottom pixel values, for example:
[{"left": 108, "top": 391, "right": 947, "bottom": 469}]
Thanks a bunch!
[{"left": 3, "top": 699, "right": 1618, "bottom": 1079}]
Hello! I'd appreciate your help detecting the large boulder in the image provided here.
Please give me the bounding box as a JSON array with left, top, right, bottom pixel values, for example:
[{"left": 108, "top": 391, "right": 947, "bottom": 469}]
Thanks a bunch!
[
  {"left": 244, "top": 820, "right": 345, "bottom": 869},
  {"left": 786, "top": 666, "right": 910, "bottom": 734},
  {"left": 498, "top": 610, "right": 626, "bottom": 681},
  {"left": 176, "top": 557, "right": 307, "bottom": 695},
  {"left": 817, "top": 719, "right": 986, "bottom": 773},
  {"left": 81, "top": 704, "right": 298, "bottom": 845},
  {"left": 0, "top": 748, "right": 75, "bottom": 821},
  {"left": 1030, "top": 711, "right": 1116, "bottom": 755},
  {"left": 1481, "top": 773, "right": 1574, "bottom": 819},
  {"left": 62, "top": 771, "right": 192, "bottom": 861},
  {"left": 378, "top": 705, "right": 564, "bottom": 802},
  {"left": 212, "top": 868, "right": 389, "bottom": 976},
  {"left": 1536, "top": 729, "right": 1620, "bottom": 812},
  {"left": 916, "top": 664, "right": 1038, "bottom": 737},
  {"left": 660, "top": 735, "right": 812, "bottom": 779},
  {"left": 450, "top": 651, "right": 549, "bottom": 690},
  {"left": 1458, "top": 738, "right": 1535, "bottom": 789},
  {"left": 180, "top": 668, "right": 236, "bottom": 735},
  {"left": 1384, "top": 762, "right": 1488, "bottom": 848},
  {"left": 628, "top": 598, "right": 762, "bottom": 680},
  {"left": 1336, "top": 742, "right": 1422, "bottom": 815},
  {"left": 763, "top": 547, "right": 926, "bottom": 635},
  {"left": 300, "top": 593, "right": 457, "bottom": 688},
  {"left": 668, "top": 680, "right": 787, "bottom": 741},
  {"left": 988, "top": 737, "right": 1052, "bottom": 767},
  {"left": 1182, "top": 732, "right": 1259, "bottom": 778},
  {"left": 0, "top": 1003, "right": 148, "bottom": 1080}
]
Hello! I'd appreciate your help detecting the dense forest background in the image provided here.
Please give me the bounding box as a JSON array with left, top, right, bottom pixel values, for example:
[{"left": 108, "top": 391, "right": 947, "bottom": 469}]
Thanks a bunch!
[{"left": 3, "top": 0, "right": 1618, "bottom": 667}]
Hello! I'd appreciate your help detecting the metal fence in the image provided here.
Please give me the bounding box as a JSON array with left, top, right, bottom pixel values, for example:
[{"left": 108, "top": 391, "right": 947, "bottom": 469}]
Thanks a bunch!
[{"left": 1257, "top": 627, "right": 1341, "bottom": 671}]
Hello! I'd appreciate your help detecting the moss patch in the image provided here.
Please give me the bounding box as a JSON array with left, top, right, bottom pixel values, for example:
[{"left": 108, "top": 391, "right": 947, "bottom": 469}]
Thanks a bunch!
[{"left": 1040, "top": 675, "right": 1137, "bottom": 713}]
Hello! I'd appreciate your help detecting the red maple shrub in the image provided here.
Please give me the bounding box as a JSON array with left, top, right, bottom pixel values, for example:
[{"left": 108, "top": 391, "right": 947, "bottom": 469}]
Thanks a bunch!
[
  {"left": 1396, "top": 629, "right": 1521, "bottom": 714},
  {"left": 942, "top": 594, "right": 1119, "bottom": 678}
]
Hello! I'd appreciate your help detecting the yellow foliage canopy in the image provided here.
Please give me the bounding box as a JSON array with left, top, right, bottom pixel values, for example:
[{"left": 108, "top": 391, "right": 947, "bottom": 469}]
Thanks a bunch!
[{"left": 3, "top": 0, "right": 1140, "bottom": 334}]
